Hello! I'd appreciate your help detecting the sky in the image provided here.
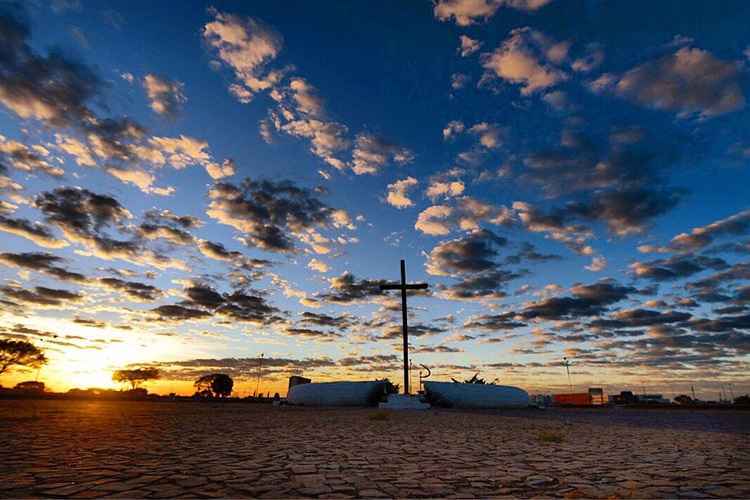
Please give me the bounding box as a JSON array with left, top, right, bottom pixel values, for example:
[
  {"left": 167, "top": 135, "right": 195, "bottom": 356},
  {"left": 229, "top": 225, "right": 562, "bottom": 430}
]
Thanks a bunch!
[{"left": 0, "top": 0, "right": 748, "bottom": 399}]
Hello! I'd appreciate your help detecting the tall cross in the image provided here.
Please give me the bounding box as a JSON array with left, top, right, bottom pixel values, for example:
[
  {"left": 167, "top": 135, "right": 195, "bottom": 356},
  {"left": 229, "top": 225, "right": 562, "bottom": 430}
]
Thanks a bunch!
[{"left": 379, "top": 259, "right": 428, "bottom": 395}]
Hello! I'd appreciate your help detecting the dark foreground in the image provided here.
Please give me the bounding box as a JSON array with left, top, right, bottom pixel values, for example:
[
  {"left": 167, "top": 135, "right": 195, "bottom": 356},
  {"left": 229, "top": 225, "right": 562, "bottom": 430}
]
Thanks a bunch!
[{"left": 0, "top": 400, "right": 748, "bottom": 499}]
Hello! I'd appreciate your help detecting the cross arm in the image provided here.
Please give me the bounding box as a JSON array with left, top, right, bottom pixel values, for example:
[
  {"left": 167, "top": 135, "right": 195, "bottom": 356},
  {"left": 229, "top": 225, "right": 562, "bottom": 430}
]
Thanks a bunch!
[
  {"left": 379, "top": 283, "right": 428, "bottom": 291},
  {"left": 379, "top": 284, "right": 402, "bottom": 291}
]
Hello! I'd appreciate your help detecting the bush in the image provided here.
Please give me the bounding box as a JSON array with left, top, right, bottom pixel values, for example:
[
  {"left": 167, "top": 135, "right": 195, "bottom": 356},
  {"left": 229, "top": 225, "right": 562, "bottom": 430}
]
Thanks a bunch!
[{"left": 538, "top": 431, "right": 565, "bottom": 444}]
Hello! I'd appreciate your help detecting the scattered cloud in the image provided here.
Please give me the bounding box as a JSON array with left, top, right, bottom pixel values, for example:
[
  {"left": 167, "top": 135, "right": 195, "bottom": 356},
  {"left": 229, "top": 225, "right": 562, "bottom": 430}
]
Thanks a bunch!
[
  {"left": 143, "top": 74, "right": 187, "bottom": 116},
  {"left": 426, "top": 180, "right": 465, "bottom": 200},
  {"left": 416, "top": 197, "right": 512, "bottom": 236},
  {"left": 481, "top": 27, "right": 568, "bottom": 95},
  {"left": 203, "top": 10, "right": 283, "bottom": 103},
  {"left": 458, "top": 35, "right": 482, "bottom": 57},
  {"left": 638, "top": 209, "right": 750, "bottom": 254},
  {"left": 385, "top": 176, "right": 418, "bottom": 209},
  {"left": 207, "top": 178, "right": 347, "bottom": 253},
  {"left": 307, "top": 258, "right": 329, "bottom": 273},
  {"left": 591, "top": 47, "right": 744, "bottom": 119},
  {"left": 434, "top": 0, "right": 552, "bottom": 26},
  {"left": 351, "top": 134, "right": 414, "bottom": 175}
]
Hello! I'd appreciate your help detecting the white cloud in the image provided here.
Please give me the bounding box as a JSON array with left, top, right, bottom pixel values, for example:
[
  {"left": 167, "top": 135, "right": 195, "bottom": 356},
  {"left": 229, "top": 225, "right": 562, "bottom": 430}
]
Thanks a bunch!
[
  {"left": 415, "top": 205, "right": 454, "bottom": 235},
  {"left": 149, "top": 135, "right": 210, "bottom": 168},
  {"left": 105, "top": 166, "right": 173, "bottom": 196},
  {"left": 280, "top": 118, "right": 349, "bottom": 167},
  {"left": 468, "top": 122, "right": 504, "bottom": 149},
  {"left": 585, "top": 255, "right": 607, "bottom": 272},
  {"left": 451, "top": 73, "right": 470, "bottom": 90},
  {"left": 512, "top": 201, "right": 593, "bottom": 255},
  {"left": 259, "top": 118, "right": 273, "bottom": 143},
  {"left": 434, "top": 0, "right": 552, "bottom": 26},
  {"left": 415, "top": 197, "right": 512, "bottom": 235},
  {"left": 597, "top": 47, "right": 745, "bottom": 119},
  {"left": 443, "top": 121, "right": 465, "bottom": 141},
  {"left": 426, "top": 180, "right": 465, "bottom": 200},
  {"left": 386, "top": 177, "right": 418, "bottom": 209},
  {"left": 458, "top": 35, "right": 482, "bottom": 57},
  {"left": 55, "top": 134, "right": 95, "bottom": 167},
  {"left": 351, "top": 134, "right": 414, "bottom": 175},
  {"left": 443, "top": 121, "right": 504, "bottom": 149},
  {"left": 228, "top": 83, "right": 253, "bottom": 103},
  {"left": 308, "top": 258, "right": 330, "bottom": 273},
  {"left": 143, "top": 74, "right": 187, "bottom": 116},
  {"left": 481, "top": 27, "right": 567, "bottom": 95},
  {"left": 205, "top": 159, "right": 236, "bottom": 180},
  {"left": 203, "top": 10, "right": 283, "bottom": 103},
  {"left": 289, "top": 78, "right": 324, "bottom": 117},
  {"left": 0, "top": 135, "right": 63, "bottom": 176}
]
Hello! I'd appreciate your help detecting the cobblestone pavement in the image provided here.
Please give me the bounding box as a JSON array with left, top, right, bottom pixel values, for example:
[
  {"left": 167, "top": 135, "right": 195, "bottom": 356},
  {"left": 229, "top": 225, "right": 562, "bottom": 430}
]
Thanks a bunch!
[{"left": 1, "top": 400, "right": 748, "bottom": 498}]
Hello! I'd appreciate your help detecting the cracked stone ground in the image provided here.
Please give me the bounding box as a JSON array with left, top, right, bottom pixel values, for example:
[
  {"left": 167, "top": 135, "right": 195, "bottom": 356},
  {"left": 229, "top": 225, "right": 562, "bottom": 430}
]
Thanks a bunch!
[{"left": 1, "top": 400, "right": 748, "bottom": 498}]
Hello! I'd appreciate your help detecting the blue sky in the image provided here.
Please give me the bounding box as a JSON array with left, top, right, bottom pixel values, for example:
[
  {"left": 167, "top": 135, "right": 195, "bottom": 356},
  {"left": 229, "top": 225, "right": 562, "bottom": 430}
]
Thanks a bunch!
[{"left": 0, "top": 0, "right": 748, "bottom": 398}]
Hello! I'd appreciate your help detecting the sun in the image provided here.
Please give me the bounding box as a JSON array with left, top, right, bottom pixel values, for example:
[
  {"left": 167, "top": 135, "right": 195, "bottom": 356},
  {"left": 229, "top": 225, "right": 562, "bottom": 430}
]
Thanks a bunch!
[{"left": 23, "top": 317, "right": 183, "bottom": 392}]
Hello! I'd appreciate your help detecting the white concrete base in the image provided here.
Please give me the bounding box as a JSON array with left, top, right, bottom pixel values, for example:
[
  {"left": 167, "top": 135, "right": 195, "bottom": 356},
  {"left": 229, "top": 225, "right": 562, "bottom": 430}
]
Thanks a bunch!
[{"left": 378, "top": 394, "right": 431, "bottom": 410}]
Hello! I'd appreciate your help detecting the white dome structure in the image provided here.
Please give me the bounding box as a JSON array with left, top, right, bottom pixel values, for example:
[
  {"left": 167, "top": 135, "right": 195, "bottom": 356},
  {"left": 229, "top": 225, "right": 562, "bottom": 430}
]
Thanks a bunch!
[{"left": 424, "top": 381, "right": 529, "bottom": 409}]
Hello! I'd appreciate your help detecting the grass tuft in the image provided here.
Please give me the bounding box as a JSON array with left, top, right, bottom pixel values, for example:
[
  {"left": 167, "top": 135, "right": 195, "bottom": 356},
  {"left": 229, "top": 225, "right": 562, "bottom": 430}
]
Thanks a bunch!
[{"left": 537, "top": 430, "right": 565, "bottom": 443}]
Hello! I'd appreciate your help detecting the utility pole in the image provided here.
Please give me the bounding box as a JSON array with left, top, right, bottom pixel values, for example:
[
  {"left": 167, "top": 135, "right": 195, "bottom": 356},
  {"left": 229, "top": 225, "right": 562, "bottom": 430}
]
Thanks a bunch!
[
  {"left": 562, "top": 357, "right": 573, "bottom": 393},
  {"left": 255, "top": 353, "right": 264, "bottom": 397},
  {"left": 409, "top": 360, "right": 414, "bottom": 395}
]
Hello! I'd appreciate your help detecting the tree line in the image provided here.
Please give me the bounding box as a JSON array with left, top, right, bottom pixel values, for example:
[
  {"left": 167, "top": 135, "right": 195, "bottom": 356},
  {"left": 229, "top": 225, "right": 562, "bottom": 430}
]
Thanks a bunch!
[{"left": 111, "top": 368, "right": 234, "bottom": 398}]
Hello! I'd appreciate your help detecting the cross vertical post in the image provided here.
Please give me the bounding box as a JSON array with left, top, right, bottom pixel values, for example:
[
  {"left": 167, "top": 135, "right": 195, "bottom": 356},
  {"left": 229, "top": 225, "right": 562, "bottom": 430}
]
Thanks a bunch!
[
  {"left": 379, "top": 259, "right": 428, "bottom": 396},
  {"left": 400, "top": 259, "right": 409, "bottom": 394}
]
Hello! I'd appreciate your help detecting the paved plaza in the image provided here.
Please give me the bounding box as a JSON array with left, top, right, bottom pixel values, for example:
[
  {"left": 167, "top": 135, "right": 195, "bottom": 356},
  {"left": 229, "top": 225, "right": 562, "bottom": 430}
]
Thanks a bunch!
[{"left": 1, "top": 400, "right": 748, "bottom": 498}]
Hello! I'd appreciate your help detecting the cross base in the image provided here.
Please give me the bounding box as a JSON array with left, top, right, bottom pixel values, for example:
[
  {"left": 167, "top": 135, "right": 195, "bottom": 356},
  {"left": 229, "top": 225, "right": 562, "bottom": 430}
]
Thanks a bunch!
[{"left": 378, "top": 394, "right": 431, "bottom": 410}]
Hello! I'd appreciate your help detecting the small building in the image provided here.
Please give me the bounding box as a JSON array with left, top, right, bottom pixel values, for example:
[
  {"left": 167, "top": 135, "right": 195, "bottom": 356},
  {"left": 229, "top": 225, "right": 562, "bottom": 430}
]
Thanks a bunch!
[
  {"left": 637, "top": 393, "right": 671, "bottom": 404},
  {"left": 609, "top": 390, "right": 636, "bottom": 405},
  {"left": 588, "top": 387, "right": 605, "bottom": 405},
  {"left": 530, "top": 394, "right": 552, "bottom": 407},
  {"left": 553, "top": 388, "right": 606, "bottom": 406}
]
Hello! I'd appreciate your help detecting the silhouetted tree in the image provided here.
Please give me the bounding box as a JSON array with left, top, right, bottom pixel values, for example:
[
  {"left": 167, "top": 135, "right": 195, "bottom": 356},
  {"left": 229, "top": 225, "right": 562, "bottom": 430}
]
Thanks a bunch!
[
  {"left": 0, "top": 339, "right": 47, "bottom": 375},
  {"left": 735, "top": 394, "right": 750, "bottom": 406},
  {"left": 194, "top": 373, "right": 233, "bottom": 398},
  {"left": 451, "top": 372, "right": 487, "bottom": 384},
  {"left": 14, "top": 381, "right": 45, "bottom": 393},
  {"left": 674, "top": 394, "right": 694, "bottom": 405},
  {"left": 112, "top": 368, "right": 160, "bottom": 390},
  {"left": 381, "top": 378, "right": 398, "bottom": 394}
]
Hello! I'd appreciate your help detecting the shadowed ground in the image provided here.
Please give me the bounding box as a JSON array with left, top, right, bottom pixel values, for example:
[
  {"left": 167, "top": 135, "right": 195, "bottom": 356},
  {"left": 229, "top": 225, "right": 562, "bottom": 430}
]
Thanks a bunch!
[{"left": 0, "top": 400, "right": 748, "bottom": 498}]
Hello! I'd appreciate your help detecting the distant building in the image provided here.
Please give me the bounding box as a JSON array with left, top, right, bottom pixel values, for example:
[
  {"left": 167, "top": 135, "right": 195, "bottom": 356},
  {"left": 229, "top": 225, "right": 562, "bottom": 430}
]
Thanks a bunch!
[
  {"left": 553, "top": 388, "right": 605, "bottom": 406},
  {"left": 608, "top": 391, "right": 636, "bottom": 405},
  {"left": 530, "top": 394, "right": 552, "bottom": 407},
  {"left": 588, "top": 387, "right": 605, "bottom": 405},
  {"left": 636, "top": 393, "right": 670, "bottom": 404}
]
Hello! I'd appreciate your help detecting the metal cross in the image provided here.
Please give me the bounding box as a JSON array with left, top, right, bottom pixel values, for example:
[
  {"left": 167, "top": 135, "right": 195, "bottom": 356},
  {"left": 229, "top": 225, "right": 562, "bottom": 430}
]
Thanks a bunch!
[{"left": 379, "top": 259, "right": 428, "bottom": 395}]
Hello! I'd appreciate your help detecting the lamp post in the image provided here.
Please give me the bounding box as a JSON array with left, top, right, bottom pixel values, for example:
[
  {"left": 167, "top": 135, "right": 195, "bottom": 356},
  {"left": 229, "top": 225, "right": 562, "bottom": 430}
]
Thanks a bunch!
[
  {"left": 562, "top": 357, "right": 573, "bottom": 393},
  {"left": 255, "top": 353, "right": 264, "bottom": 397}
]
